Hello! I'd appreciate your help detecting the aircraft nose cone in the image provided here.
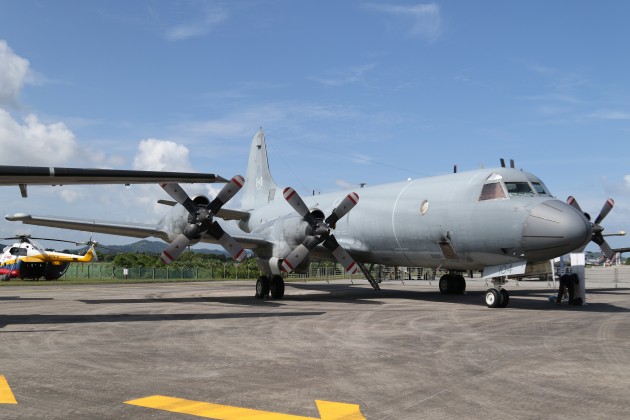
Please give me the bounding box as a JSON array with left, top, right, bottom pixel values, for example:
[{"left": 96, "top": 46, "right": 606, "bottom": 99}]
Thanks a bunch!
[{"left": 522, "top": 200, "right": 592, "bottom": 261}]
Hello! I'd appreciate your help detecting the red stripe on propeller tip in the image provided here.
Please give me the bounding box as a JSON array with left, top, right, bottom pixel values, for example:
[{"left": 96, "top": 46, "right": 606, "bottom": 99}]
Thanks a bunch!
[
  {"left": 160, "top": 251, "right": 174, "bottom": 264},
  {"left": 348, "top": 193, "right": 358, "bottom": 205},
  {"left": 281, "top": 260, "right": 294, "bottom": 272},
  {"left": 231, "top": 176, "right": 244, "bottom": 188},
  {"left": 283, "top": 188, "right": 296, "bottom": 200}
]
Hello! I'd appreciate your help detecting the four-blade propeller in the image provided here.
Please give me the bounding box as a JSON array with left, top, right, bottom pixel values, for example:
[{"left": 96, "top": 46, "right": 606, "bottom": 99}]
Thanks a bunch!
[
  {"left": 281, "top": 187, "right": 360, "bottom": 274},
  {"left": 160, "top": 176, "right": 246, "bottom": 264},
  {"left": 567, "top": 196, "right": 615, "bottom": 258}
]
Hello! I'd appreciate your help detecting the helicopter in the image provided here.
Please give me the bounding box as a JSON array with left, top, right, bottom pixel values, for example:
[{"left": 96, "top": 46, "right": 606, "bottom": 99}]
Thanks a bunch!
[{"left": 0, "top": 234, "right": 96, "bottom": 281}]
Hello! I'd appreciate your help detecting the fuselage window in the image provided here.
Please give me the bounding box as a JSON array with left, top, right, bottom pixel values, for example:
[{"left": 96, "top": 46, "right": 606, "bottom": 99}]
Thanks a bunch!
[
  {"left": 505, "top": 182, "right": 534, "bottom": 197},
  {"left": 479, "top": 182, "right": 506, "bottom": 201}
]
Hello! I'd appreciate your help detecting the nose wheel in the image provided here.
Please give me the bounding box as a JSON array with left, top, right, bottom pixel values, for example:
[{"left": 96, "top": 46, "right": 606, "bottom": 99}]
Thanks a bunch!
[
  {"left": 485, "top": 277, "right": 510, "bottom": 308},
  {"left": 485, "top": 288, "right": 509, "bottom": 308}
]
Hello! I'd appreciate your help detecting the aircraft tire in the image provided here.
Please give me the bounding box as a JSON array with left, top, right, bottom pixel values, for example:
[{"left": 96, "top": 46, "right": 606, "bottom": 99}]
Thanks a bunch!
[
  {"left": 485, "top": 288, "right": 502, "bottom": 308},
  {"left": 454, "top": 275, "right": 466, "bottom": 294},
  {"left": 499, "top": 289, "right": 510, "bottom": 308},
  {"left": 255, "top": 276, "right": 270, "bottom": 299},
  {"left": 438, "top": 275, "right": 450, "bottom": 294},
  {"left": 270, "top": 275, "right": 285, "bottom": 299}
]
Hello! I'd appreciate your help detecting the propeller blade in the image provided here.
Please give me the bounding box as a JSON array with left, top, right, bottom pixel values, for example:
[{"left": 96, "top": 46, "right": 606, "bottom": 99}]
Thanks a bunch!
[
  {"left": 323, "top": 235, "right": 359, "bottom": 274},
  {"left": 594, "top": 198, "right": 614, "bottom": 225},
  {"left": 283, "top": 187, "right": 315, "bottom": 223},
  {"left": 566, "top": 196, "right": 582, "bottom": 213},
  {"left": 281, "top": 244, "right": 310, "bottom": 273},
  {"left": 325, "top": 192, "right": 359, "bottom": 226},
  {"left": 207, "top": 221, "right": 246, "bottom": 262},
  {"left": 592, "top": 232, "right": 614, "bottom": 259},
  {"left": 161, "top": 183, "right": 197, "bottom": 214},
  {"left": 600, "top": 241, "right": 614, "bottom": 259},
  {"left": 209, "top": 175, "right": 244, "bottom": 214},
  {"left": 160, "top": 233, "right": 191, "bottom": 265},
  {"left": 282, "top": 187, "right": 361, "bottom": 274}
]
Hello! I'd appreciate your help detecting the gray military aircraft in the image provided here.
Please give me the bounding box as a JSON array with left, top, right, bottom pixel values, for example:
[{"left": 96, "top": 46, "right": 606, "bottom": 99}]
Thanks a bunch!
[{"left": 3, "top": 130, "right": 615, "bottom": 307}]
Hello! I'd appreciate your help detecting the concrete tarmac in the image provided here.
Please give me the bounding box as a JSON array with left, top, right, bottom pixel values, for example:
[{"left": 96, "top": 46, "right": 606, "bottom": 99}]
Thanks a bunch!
[{"left": 1, "top": 279, "right": 629, "bottom": 419}]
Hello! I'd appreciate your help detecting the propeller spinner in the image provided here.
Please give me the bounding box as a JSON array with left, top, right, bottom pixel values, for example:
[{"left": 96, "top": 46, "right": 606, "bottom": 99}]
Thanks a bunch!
[
  {"left": 160, "top": 176, "right": 246, "bottom": 264},
  {"left": 281, "top": 187, "right": 360, "bottom": 274},
  {"left": 567, "top": 196, "right": 615, "bottom": 258}
]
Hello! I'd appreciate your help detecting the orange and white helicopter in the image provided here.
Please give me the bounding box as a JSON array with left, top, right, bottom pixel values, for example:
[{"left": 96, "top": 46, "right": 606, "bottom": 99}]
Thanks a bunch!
[{"left": 0, "top": 235, "right": 96, "bottom": 281}]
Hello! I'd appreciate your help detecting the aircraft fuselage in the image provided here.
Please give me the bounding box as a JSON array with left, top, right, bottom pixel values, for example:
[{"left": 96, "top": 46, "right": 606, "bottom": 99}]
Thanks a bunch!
[{"left": 241, "top": 167, "right": 591, "bottom": 272}]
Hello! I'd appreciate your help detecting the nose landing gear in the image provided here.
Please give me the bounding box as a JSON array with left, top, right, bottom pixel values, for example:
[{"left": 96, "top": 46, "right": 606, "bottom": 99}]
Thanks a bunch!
[{"left": 485, "top": 277, "right": 510, "bottom": 308}]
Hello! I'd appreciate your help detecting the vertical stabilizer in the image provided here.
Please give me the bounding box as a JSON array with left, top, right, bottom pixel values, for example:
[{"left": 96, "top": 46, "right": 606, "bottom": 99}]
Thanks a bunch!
[{"left": 241, "top": 129, "right": 280, "bottom": 210}]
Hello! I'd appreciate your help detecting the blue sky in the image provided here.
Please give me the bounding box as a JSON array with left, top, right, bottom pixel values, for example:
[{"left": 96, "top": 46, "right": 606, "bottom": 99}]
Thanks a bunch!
[{"left": 0, "top": 0, "right": 629, "bottom": 252}]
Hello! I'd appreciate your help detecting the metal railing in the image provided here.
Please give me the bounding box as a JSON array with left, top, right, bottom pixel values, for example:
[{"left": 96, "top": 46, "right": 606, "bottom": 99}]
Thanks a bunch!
[{"left": 60, "top": 261, "right": 630, "bottom": 285}]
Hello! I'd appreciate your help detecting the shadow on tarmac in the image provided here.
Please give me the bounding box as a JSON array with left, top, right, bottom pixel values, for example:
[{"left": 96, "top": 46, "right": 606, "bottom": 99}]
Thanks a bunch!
[
  {"left": 69, "top": 282, "right": 630, "bottom": 313},
  {"left": 283, "top": 282, "right": 630, "bottom": 311},
  {"left": 0, "top": 310, "right": 325, "bottom": 329},
  {"left": 0, "top": 296, "right": 54, "bottom": 301}
]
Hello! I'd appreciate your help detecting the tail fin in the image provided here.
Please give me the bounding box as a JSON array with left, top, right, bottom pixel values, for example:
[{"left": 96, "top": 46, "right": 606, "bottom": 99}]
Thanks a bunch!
[
  {"left": 241, "top": 129, "right": 280, "bottom": 210},
  {"left": 79, "top": 245, "right": 97, "bottom": 262}
]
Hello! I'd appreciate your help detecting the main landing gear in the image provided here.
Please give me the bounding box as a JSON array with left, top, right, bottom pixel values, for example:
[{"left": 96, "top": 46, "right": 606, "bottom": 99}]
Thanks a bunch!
[
  {"left": 484, "top": 277, "right": 510, "bottom": 308},
  {"left": 438, "top": 273, "right": 466, "bottom": 295},
  {"left": 255, "top": 275, "right": 285, "bottom": 299}
]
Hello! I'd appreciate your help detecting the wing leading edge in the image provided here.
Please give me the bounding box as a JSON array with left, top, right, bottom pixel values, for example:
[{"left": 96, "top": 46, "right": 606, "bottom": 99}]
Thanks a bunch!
[{"left": 0, "top": 165, "right": 228, "bottom": 197}]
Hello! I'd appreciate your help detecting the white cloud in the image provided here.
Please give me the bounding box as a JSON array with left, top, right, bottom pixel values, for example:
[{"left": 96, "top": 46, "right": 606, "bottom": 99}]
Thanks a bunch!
[
  {"left": 131, "top": 139, "right": 209, "bottom": 218},
  {"left": 0, "top": 111, "right": 78, "bottom": 165},
  {"left": 58, "top": 188, "right": 85, "bottom": 204},
  {"left": 133, "top": 138, "right": 194, "bottom": 171},
  {"left": 366, "top": 3, "right": 442, "bottom": 41},
  {"left": 0, "top": 40, "right": 30, "bottom": 105}
]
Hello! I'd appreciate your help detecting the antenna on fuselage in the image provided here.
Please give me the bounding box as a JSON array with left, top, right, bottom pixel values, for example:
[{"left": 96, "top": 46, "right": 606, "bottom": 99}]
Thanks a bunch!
[
  {"left": 453, "top": 164, "right": 457, "bottom": 173},
  {"left": 500, "top": 158, "right": 506, "bottom": 168},
  {"left": 510, "top": 159, "right": 515, "bottom": 168}
]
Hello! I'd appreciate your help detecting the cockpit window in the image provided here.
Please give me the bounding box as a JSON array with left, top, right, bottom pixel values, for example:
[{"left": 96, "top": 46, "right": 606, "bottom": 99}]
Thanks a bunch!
[
  {"left": 504, "top": 182, "right": 534, "bottom": 197},
  {"left": 531, "top": 181, "right": 547, "bottom": 195},
  {"left": 479, "top": 182, "right": 506, "bottom": 201},
  {"left": 10, "top": 247, "right": 27, "bottom": 256}
]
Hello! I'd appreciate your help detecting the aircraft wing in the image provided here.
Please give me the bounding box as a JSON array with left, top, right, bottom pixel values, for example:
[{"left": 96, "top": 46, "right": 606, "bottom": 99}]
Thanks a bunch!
[
  {"left": 6, "top": 213, "right": 170, "bottom": 242},
  {"left": 5, "top": 213, "right": 270, "bottom": 250},
  {"left": 0, "top": 165, "right": 228, "bottom": 197}
]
